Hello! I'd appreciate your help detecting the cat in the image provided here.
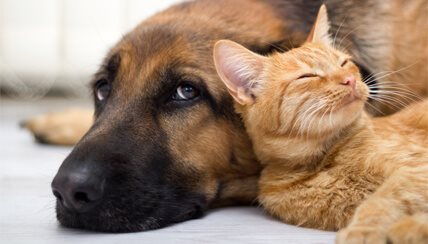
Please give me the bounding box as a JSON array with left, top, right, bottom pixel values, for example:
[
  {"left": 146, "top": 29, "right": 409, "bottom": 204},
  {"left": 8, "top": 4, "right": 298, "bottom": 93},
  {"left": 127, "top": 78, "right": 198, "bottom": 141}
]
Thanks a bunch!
[{"left": 213, "top": 5, "right": 428, "bottom": 244}]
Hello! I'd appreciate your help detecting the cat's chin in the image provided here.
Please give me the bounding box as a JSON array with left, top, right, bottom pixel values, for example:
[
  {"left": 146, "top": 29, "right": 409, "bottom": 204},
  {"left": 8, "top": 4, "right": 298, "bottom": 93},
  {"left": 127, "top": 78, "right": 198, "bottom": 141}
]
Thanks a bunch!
[
  {"left": 330, "top": 98, "right": 365, "bottom": 127},
  {"left": 330, "top": 97, "right": 364, "bottom": 115},
  {"left": 345, "top": 98, "right": 365, "bottom": 109}
]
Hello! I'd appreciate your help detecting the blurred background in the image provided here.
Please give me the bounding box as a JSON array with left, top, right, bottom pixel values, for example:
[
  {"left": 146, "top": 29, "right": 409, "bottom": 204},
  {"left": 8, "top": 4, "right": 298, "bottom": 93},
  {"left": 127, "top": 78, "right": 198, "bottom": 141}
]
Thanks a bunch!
[
  {"left": 1, "top": 2, "right": 186, "bottom": 239},
  {"left": 0, "top": 0, "right": 181, "bottom": 183},
  {"left": 0, "top": 0, "right": 181, "bottom": 99}
]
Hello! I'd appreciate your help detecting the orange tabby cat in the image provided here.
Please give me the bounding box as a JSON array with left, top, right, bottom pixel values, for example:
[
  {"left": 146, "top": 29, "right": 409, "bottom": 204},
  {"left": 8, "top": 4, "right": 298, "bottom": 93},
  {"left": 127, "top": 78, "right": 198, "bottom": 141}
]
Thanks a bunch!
[{"left": 213, "top": 5, "right": 428, "bottom": 244}]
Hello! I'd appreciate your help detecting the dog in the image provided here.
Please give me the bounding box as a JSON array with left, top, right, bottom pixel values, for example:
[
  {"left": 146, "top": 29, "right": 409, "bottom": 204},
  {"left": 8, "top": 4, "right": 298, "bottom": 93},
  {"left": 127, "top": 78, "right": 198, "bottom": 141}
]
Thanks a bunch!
[{"left": 23, "top": 0, "right": 427, "bottom": 232}]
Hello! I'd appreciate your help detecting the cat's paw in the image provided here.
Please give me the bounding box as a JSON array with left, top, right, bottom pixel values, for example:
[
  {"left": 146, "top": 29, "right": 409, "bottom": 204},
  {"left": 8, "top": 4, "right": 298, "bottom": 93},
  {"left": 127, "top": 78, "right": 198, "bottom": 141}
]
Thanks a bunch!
[
  {"left": 386, "top": 214, "right": 428, "bottom": 244},
  {"left": 336, "top": 226, "right": 386, "bottom": 244}
]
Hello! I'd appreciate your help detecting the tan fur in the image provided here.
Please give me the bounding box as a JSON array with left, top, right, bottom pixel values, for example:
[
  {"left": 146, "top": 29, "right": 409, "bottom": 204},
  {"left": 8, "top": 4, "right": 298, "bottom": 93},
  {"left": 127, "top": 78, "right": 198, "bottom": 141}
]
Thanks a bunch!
[
  {"left": 21, "top": 0, "right": 428, "bottom": 219},
  {"left": 387, "top": 0, "right": 428, "bottom": 110},
  {"left": 214, "top": 5, "right": 428, "bottom": 243},
  {"left": 22, "top": 108, "right": 93, "bottom": 146},
  {"left": 23, "top": 0, "right": 428, "bottom": 145},
  {"left": 386, "top": 213, "right": 428, "bottom": 244}
]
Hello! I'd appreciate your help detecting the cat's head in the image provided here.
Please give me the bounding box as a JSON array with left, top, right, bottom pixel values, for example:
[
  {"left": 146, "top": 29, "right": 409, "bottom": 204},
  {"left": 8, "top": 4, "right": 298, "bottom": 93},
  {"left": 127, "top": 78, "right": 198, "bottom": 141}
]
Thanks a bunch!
[{"left": 213, "top": 5, "right": 369, "bottom": 138}]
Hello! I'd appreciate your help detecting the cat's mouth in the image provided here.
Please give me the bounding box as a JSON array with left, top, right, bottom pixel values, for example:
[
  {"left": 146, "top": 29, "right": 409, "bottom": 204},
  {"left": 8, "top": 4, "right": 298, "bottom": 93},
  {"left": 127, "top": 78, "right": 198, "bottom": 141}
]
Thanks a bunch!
[
  {"left": 344, "top": 93, "right": 360, "bottom": 105},
  {"left": 334, "top": 91, "right": 365, "bottom": 112},
  {"left": 341, "top": 82, "right": 368, "bottom": 106}
]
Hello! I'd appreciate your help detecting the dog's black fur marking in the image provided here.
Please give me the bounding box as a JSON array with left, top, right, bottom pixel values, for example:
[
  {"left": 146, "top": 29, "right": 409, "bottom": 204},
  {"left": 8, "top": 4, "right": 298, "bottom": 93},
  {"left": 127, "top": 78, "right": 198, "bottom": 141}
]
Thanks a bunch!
[{"left": 56, "top": 111, "right": 207, "bottom": 232}]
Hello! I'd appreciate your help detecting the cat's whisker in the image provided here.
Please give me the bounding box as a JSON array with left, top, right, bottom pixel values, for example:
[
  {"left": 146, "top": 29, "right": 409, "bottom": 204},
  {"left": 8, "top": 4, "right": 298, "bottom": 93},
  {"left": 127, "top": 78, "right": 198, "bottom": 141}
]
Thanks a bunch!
[
  {"left": 297, "top": 101, "right": 324, "bottom": 138},
  {"left": 369, "top": 95, "right": 408, "bottom": 110},
  {"left": 364, "top": 101, "right": 386, "bottom": 116},
  {"left": 308, "top": 106, "right": 325, "bottom": 137},
  {"left": 303, "top": 99, "right": 332, "bottom": 139},
  {"left": 296, "top": 99, "right": 326, "bottom": 138},
  {"left": 332, "top": 16, "right": 349, "bottom": 50},
  {"left": 337, "top": 24, "right": 362, "bottom": 49},
  {"left": 362, "top": 62, "right": 419, "bottom": 89},
  {"left": 370, "top": 83, "right": 422, "bottom": 93},
  {"left": 362, "top": 70, "right": 405, "bottom": 85},
  {"left": 328, "top": 104, "right": 335, "bottom": 132},
  {"left": 287, "top": 38, "right": 295, "bottom": 50},
  {"left": 372, "top": 83, "right": 422, "bottom": 90},
  {"left": 372, "top": 85, "right": 423, "bottom": 96},
  {"left": 290, "top": 114, "right": 308, "bottom": 139},
  {"left": 370, "top": 85, "right": 423, "bottom": 103},
  {"left": 315, "top": 102, "right": 335, "bottom": 136},
  {"left": 342, "top": 42, "right": 354, "bottom": 52},
  {"left": 318, "top": 104, "right": 332, "bottom": 133},
  {"left": 372, "top": 81, "right": 422, "bottom": 92},
  {"left": 330, "top": 105, "right": 337, "bottom": 128},
  {"left": 371, "top": 89, "right": 422, "bottom": 102},
  {"left": 362, "top": 70, "right": 393, "bottom": 85},
  {"left": 307, "top": 93, "right": 342, "bottom": 136},
  {"left": 370, "top": 98, "right": 404, "bottom": 111},
  {"left": 267, "top": 41, "right": 288, "bottom": 52},
  {"left": 306, "top": 107, "right": 325, "bottom": 139},
  {"left": 374, "top": 80, "right": 422, "bottom": 85},
  {"left": 287, "top": 99, "right": 322, "bottom": 138},
  {"left": 287, "top": 115, "right": 301, "bottom": 138},
  {"left": 369, "top": 92, "right": 410, "bottom": 105},
  {"left": 369, "top": 62, "right": 419, "bottom": 82},
  {"left": 363, "top": 74, "right": 380, "bottom": 85}
]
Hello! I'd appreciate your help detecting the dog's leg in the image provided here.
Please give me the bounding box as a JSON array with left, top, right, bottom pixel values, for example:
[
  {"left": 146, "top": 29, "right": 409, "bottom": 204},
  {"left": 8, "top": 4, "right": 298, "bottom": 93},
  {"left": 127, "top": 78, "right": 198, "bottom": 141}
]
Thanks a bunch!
[
  {"left": 21, "top": 108, "right": 93, "bottom": 146},
  {"left": 336, "top": 165, "right": 428, "bottom": 244}
]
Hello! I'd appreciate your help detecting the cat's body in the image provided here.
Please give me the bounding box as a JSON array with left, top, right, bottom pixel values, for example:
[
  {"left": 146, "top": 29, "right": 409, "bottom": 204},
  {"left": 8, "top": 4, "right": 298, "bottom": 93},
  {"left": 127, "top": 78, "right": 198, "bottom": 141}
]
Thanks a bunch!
[
  {"left": 259, "top": 100, "right": 428, "bottom": 230},
  {"left": 214, "top": 6, "right": 428, "bottom": 243}
]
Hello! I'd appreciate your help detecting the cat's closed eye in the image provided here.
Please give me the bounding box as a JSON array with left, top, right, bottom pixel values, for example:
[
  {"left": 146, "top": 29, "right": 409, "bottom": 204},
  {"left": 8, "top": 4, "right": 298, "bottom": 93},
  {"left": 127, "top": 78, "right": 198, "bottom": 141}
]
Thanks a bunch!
[
  {"left": 340, "top": 59, "right": 349, "bottom": 67},
  {"left": 297, "top": 73, "right": 318, "bottom": 79}
]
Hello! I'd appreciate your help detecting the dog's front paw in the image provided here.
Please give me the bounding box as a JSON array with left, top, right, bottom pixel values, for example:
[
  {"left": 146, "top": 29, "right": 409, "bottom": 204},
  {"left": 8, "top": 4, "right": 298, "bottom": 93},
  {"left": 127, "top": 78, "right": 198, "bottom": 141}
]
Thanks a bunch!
[
  {"left": 21, "top": 108, "right": 93, "bottom": 146},
  {"left": 336, "top": 226, "right": 386, "bottom": 244}
]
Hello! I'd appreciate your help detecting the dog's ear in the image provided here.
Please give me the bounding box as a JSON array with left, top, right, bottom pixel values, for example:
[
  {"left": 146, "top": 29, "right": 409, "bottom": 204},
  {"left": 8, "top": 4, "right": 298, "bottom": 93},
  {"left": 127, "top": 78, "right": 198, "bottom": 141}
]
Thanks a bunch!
[
  {"left": 306, "top": 4, "right": 332, "bottom": 46},
  {"left": 213, "top": 40, "right": 265, "bottom": 105}
]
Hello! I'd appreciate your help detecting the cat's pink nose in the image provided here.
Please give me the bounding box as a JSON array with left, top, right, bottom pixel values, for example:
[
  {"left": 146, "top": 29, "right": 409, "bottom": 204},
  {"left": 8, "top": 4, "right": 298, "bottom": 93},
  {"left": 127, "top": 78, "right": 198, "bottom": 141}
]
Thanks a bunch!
[{"left": 341, "top": 76, "right": 356, "bottom": 88}]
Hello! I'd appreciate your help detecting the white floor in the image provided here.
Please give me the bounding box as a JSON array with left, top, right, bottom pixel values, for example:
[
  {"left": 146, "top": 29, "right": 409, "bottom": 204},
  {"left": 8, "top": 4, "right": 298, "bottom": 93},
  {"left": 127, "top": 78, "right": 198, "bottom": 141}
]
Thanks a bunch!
[{"left": 0, "top": 98, "right": 335, "bottom": 244}]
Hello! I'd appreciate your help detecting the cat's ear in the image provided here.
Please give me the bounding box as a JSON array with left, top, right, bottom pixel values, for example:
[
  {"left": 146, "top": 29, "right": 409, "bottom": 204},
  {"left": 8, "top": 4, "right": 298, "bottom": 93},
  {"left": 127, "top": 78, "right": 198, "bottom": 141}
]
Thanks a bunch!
[
  {"left": 306, "top": 4, "right": 332, "bottom": 46},
  {"left": 213, "top": 40, "right": 265, "bottom": 105}
]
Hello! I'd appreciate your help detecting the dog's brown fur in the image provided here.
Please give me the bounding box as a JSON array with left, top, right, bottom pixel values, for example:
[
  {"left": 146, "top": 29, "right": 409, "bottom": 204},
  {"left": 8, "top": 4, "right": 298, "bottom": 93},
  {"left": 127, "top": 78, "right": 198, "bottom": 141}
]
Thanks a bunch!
[{"left": 22, "top": 0, "right": 428, "bottom": 231}]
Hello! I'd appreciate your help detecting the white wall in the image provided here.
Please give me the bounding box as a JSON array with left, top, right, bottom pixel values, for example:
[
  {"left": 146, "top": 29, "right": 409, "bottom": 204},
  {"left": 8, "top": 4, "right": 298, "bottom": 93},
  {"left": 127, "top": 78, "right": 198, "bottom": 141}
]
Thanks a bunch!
[{"left": 0, "top": 0, "right": 181, "bottom": 97}]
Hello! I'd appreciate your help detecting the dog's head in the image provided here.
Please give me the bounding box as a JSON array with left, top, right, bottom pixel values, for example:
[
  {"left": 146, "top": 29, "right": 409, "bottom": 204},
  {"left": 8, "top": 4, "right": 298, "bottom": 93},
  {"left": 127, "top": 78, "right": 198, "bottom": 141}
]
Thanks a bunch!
[{"left": 51, "top": 0, "right": 313, "bottom": 232}]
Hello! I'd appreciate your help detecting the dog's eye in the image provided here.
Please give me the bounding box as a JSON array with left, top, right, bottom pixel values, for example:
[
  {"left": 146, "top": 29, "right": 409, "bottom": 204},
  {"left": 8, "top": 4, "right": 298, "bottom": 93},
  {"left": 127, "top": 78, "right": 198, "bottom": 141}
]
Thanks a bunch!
[
  {"left": 172, "top": 84, "right": 200, "bottom": 101},
  {"left": 95, "top": 79, "right": 111, "bottom": 101},
  {"left": 341, "top": 59, "right": 349, "bottom": 67},
  {"left": 297, "top": 73, "right": 317, "bottom": 79}
]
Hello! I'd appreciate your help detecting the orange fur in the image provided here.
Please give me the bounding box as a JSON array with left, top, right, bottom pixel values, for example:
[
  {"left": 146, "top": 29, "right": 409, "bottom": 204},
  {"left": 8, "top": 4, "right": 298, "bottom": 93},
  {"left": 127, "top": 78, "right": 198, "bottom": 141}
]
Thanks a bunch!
[{"left": 214, "top": 5, "right": 428, "bottom": 243}]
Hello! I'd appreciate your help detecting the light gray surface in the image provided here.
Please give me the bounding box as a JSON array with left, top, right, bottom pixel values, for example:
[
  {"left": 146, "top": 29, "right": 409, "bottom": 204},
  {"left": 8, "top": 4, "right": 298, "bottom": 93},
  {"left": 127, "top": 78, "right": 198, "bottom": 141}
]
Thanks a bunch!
[{"left": 0, "top": 98, "right": 336, "bottom": 244}]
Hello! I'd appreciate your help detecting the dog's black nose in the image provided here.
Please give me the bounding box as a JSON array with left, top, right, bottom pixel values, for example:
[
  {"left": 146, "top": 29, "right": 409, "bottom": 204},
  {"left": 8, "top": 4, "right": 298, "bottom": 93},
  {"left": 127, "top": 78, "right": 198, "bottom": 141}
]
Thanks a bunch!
[{"left": 51, "top": 167, "right": 105, "bottom": 213}]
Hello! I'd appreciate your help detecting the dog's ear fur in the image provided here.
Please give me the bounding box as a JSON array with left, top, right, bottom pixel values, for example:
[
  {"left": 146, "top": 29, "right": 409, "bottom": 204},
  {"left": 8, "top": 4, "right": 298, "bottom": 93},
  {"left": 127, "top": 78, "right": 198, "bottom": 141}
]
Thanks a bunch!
[
  {"left": 306, "top": 4, "right": 332, "bottom": 46},
  {"left": 213, "top": 40, "right": 265, "bottom": 105}
]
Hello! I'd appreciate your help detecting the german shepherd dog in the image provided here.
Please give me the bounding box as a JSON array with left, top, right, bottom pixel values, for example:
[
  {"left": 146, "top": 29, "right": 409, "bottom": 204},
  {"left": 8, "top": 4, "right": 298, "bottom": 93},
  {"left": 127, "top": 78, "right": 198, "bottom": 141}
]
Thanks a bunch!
[{"left": 23, "top": 0, "right": 427, "bottom": 233}]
